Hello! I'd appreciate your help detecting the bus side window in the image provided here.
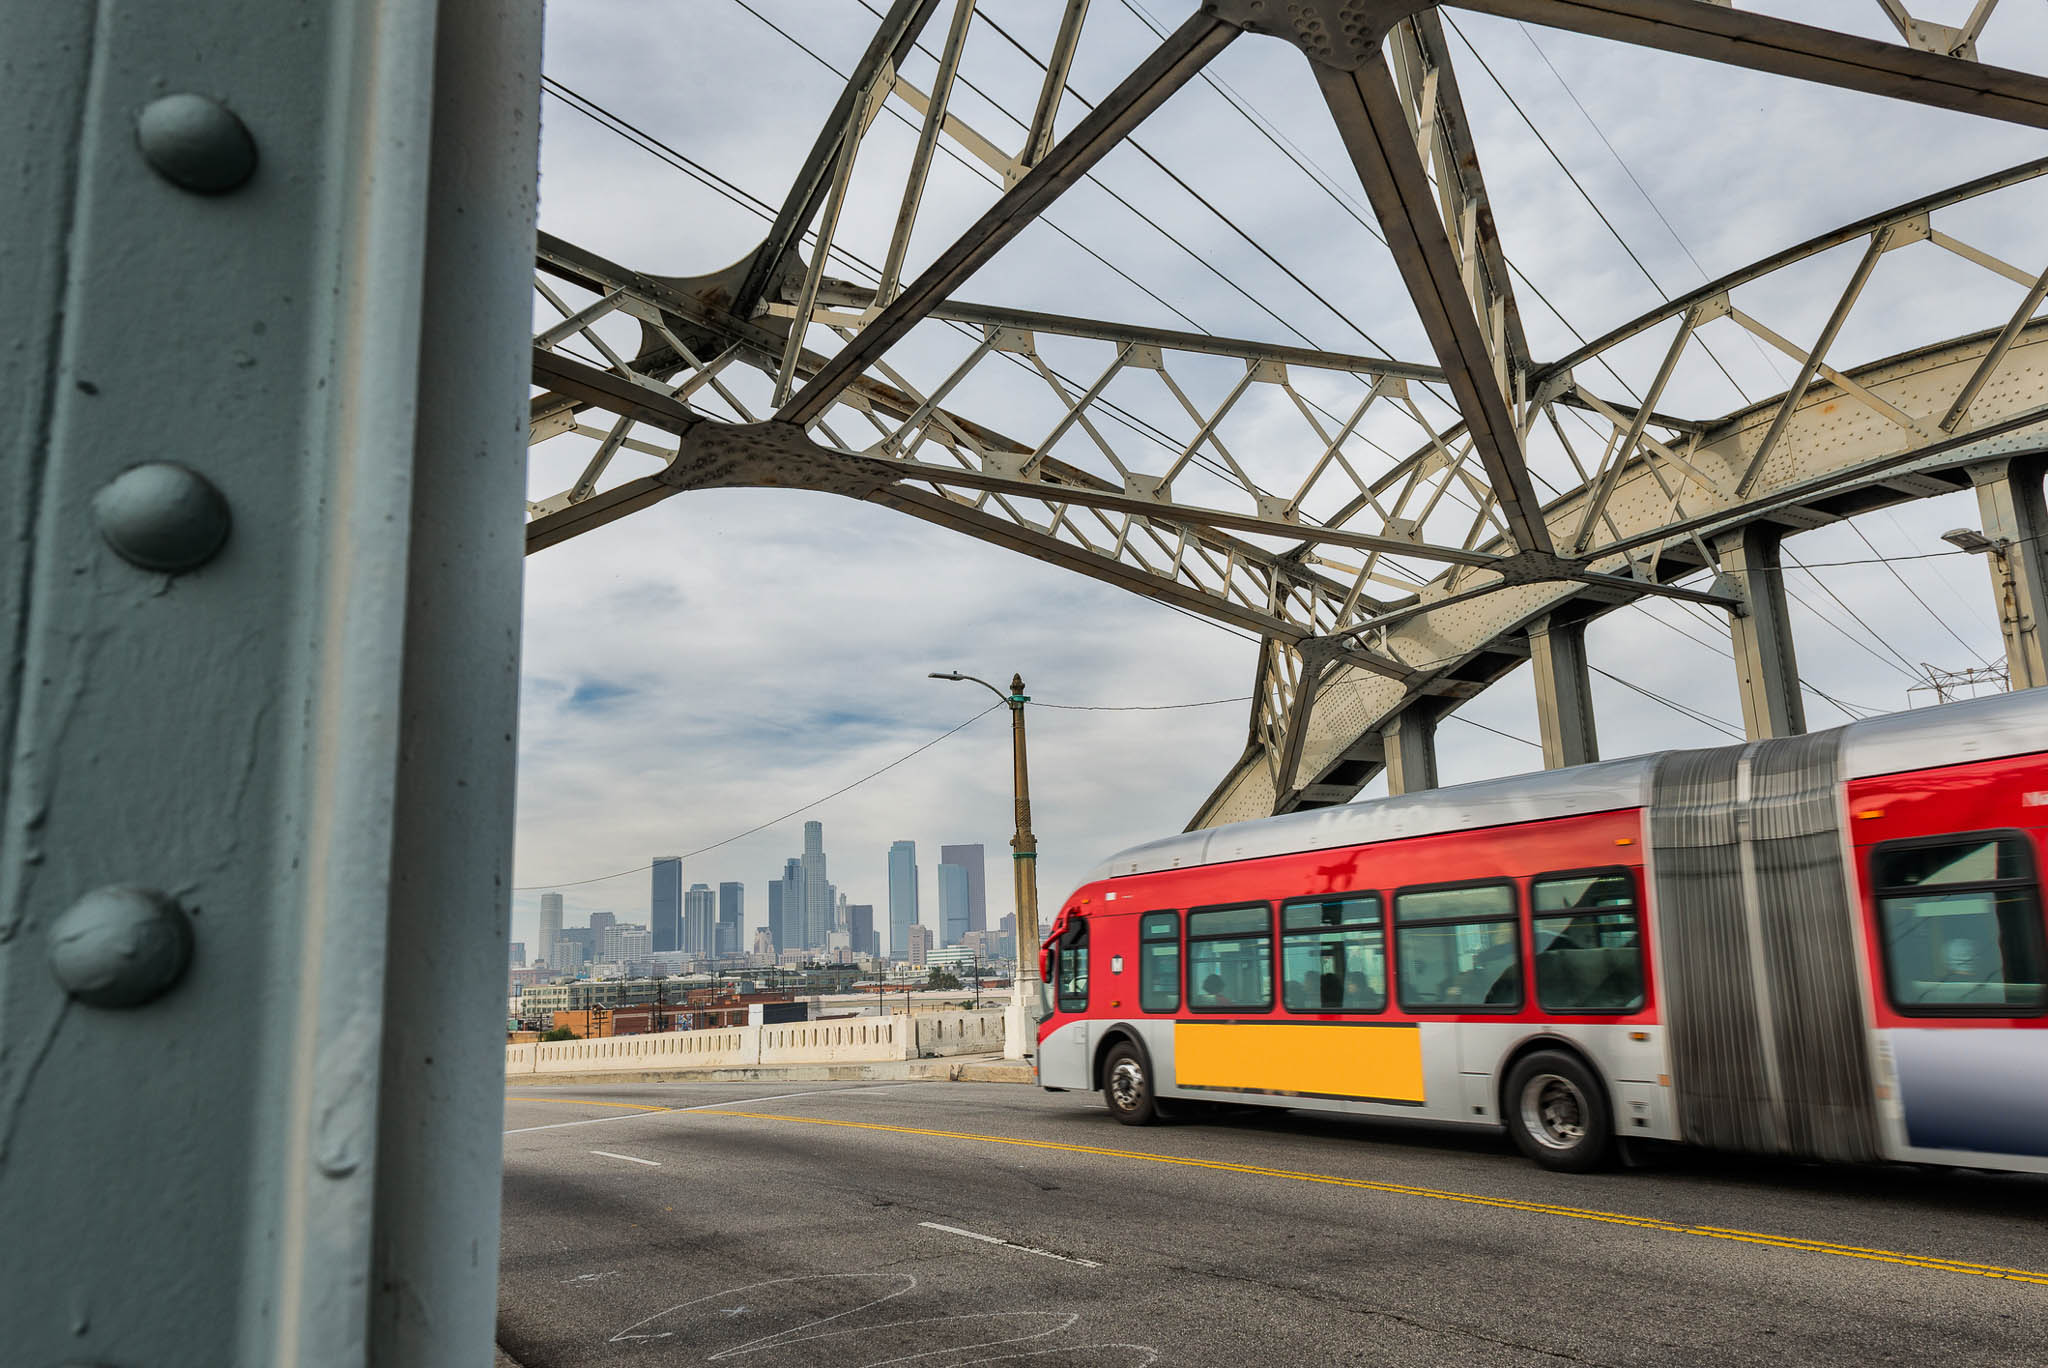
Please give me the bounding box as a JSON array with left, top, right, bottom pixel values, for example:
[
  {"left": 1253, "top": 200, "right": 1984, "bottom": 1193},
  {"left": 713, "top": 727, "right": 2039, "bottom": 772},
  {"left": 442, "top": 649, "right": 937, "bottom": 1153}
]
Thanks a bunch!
[
  {"left": 1056, "top": 918, "right": 1090, "bottom": 1013},
  {"left": 1394, "top": 883, "right": 1521, "bottom": 1011},
  {"left": 1530, "top": 870, "right": 1644, "bottom": 1013},
  {"left": 1873, "top": 832, "right": 2047, "bottom": 1016},
  {"left": 1280, "top": 894, "right": 1384, "bottom": 1012},
  {"left": 1139, "top": 911, "right": 1180, "bottom": 1013},
  {"left": 1185, "top": 904, "right": 1274, "bottom": 1012}
]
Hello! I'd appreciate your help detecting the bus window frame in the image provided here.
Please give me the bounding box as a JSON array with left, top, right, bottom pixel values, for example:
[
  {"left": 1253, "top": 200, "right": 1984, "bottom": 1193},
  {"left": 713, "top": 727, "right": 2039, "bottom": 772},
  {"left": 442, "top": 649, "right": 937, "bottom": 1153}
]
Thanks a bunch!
[
  {"left": 1139, "top": 910, "right": 1181, "bottom": 1014},
  {"left": 1055, "top": 916, "right": 1091, "bottom": 1015},
  {"left": 1278, "top": 890, "right": 1385, "bottom": 1016},
  {"left": 1182, "top": 901, "right": 1275, "bottom": 1015},
  {"left": 1869, "top": 828, "right": 2048, "bottom": 1020},
  {"left": 1527, "top": 865, "right": 1646, "bottom": 1017},
  {"left": 1392, "top": 877, "right": 1524, "bottom": 1014}
]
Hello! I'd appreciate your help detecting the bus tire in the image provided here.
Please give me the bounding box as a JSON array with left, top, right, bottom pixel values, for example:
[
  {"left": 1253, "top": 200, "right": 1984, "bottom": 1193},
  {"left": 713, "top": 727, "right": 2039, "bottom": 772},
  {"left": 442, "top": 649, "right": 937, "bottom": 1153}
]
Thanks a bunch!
[
  {"left": 1101, "top": 1040, "right": 1163, "bottom": 1126},
  {"left": 1504, "top": 1050, "right": 1614, "bottom": 1172}
]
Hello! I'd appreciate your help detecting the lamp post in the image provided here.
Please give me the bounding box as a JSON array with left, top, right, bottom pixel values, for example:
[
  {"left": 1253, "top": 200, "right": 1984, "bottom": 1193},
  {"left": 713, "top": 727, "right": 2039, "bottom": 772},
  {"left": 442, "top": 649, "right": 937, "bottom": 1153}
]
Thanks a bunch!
[{"left": 929, "top": 670, "right": 1041, "bottom": 1060}]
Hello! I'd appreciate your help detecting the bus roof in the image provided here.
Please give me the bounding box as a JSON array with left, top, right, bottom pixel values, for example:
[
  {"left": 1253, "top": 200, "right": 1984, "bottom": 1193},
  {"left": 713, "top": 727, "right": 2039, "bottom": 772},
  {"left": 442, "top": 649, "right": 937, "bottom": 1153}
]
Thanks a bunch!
[
  {"left": 1080, "top": 688, "right": 2048, "bottom": 886},
  {"left": 1081, "top": 755, "right": 1657, "bottom": 884}
]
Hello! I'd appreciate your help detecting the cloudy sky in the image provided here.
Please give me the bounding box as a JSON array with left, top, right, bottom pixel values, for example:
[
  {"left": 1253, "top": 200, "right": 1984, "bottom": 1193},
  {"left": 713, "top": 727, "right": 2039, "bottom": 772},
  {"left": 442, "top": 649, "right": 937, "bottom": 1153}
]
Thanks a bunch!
[{"left": 511, "top": 1, "right": 2048, "bottom": 954}]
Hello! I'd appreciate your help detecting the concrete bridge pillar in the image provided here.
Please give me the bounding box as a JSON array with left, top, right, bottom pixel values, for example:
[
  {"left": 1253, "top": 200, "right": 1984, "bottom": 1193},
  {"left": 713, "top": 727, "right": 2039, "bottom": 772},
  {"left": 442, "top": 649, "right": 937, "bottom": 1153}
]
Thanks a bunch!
[
  {"left": 1382, "top": 706, "right": 1440, "bottom": 795},
  {"left": 1716, "top": 524, "right": 1807, "bottom": 739},
  {"left": 1968, "top": 456, "right": 2048, "bottom": 690},
  {"left": 1528, "top": 613, "right": 1599, "bottom": 769}
]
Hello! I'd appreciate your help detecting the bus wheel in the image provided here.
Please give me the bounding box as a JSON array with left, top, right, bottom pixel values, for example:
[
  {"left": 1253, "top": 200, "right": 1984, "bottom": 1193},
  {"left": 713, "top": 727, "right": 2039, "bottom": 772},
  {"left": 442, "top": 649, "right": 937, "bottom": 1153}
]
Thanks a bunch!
[
  {"left": 1101, "top": 1041, "right": 1162, "bottom": 1126},
  {"left": 1505, "top": 1051, "right": 1614, "bottom": 1172}
]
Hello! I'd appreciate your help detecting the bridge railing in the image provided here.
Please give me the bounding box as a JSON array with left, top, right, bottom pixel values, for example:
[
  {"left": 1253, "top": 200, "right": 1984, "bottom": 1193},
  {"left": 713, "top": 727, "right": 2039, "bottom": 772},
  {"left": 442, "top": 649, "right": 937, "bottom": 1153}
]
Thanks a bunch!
[{"left": 505, "top": 1009, "right": 1007, "bottom": 1075}]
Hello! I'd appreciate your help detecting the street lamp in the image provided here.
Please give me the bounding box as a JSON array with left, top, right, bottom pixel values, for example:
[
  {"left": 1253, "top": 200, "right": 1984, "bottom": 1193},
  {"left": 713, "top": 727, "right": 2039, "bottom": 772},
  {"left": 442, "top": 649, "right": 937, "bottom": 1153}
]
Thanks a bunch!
[{"left": 929, "top": 669, "right": 1041, "bottom": 1060}]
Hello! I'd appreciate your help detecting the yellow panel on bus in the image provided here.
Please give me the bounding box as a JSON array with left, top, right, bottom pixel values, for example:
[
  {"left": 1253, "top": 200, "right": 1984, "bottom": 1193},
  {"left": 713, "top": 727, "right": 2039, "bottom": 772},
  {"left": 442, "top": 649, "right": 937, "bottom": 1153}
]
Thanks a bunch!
[{"left": 1173, "top": 1021, "right": 1426, "bottom": 1104}]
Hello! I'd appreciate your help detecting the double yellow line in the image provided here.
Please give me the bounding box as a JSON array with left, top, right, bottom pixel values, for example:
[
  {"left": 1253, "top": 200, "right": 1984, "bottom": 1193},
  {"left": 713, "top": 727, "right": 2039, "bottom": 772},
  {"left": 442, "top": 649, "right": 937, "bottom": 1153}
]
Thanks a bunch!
[
  {"left": 696, "top": 1109, "right": 2048, "bottom": 1286},
  {"left": 506, "top": 1096, "right": 670, "bottom": 1113}
]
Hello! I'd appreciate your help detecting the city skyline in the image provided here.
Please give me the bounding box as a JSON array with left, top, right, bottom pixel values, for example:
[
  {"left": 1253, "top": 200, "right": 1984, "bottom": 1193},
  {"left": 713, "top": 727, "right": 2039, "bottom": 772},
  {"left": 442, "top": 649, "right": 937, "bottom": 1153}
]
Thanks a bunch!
[{"left": 513, "top": 820, "right": 1018, "bottom": 962}]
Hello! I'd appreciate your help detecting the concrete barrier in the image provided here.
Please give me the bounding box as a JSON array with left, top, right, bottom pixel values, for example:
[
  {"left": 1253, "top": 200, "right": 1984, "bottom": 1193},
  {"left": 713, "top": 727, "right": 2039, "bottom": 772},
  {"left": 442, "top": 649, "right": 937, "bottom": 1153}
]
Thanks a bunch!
[{"left": 505, "top": 1010, "right": 1007, "bottom": 1077}]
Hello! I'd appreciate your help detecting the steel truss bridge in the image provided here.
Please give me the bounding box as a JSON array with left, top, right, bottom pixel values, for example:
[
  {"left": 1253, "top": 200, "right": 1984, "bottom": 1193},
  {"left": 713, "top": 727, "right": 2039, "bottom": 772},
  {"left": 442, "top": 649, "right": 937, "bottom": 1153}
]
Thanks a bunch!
[
  {"left": 11, "top": 3, "right": 2048, "bottom": 1365},
  {"left": 529, "top": 0, "right": 2048, "bottom": 829}
]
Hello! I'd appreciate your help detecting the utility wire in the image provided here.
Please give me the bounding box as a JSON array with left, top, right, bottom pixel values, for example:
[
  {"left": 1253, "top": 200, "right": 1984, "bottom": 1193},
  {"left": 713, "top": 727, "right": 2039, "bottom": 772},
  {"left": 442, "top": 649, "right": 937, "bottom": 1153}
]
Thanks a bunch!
[
  {"left": 1438, "top": 14, "right": 1754, "bottom": 410},
  {"left": 1844, "top": 518, "right": 1997, "bottom": 668},
  {"left": 1451, "top": 715, "right": 1544, "bottom": 749},
  {"left": 512, "top": 702, "right": 1004, "bottom": 891},
  {"left": 545, "top": 21, "right": 1947, "bottom": 758},
  {"left": 1037, "top": 695, "right": 1253, "bottom": 711},
  {"left": 1513, "top": 22, "right": 1793, "bottom": 393},
  {"left": 1781, "top": 547, "right": 1936, "bottom": 686},
  {"left": 1591, "top": 666, "right": 1746, "bottom": 740}
]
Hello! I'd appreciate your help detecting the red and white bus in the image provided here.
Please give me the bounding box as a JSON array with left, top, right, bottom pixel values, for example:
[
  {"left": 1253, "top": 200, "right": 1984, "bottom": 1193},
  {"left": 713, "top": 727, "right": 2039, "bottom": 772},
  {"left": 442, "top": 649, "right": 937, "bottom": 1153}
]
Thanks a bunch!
[{"left": 1036, "top": 688, "right": 2048, "bottom": 1172}]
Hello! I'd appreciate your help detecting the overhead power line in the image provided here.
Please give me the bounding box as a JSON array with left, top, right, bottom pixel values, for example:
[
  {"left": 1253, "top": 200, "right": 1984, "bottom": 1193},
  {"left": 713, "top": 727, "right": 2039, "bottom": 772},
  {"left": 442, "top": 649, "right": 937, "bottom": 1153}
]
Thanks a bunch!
[
  {"left": 543, "top": 16, "right": 1983, "bottom": 767},
  {"left": 512, "top": 702, "right": 1004, "bottom": 890}
]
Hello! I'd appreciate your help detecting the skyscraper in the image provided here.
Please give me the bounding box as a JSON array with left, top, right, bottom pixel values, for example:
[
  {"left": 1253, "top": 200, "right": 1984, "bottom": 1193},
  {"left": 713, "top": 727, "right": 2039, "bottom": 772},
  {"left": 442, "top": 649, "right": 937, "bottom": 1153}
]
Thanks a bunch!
[
  {"left": 846, "top": 903, "right": 876, "bottom": 960},
  {"left": 538, "top": 891, "right": 563, "bottom": 968},
  {"left": 779, "top": 856, "right": 804, "bottom": 952},
  {"left": 684, "top": 883, "right": 715, "bottom": 957},
  {"left": 802, "top": 821, "right": 831, "bottom": 951},
  {"left": 938, "top": 861, "right": 971, "bottom": 947},
  {"left": 588, "top": 910, "right": 616, "bottom": 937},
  {"left": 767, "top": 879, "right": 784, "bottom": 954},
  {"left": 651, "top": 856, "right": 683, "bottom": 952},
  {"left": 887, "top": 840, "right": 919, "bottom": 960},
  {"left": 940, "top": 843, "right": 987, "bottom": 935},
  {"left": 717, "top": 882, "right": 743, "bottom": 958},
  {"left": 906, "top": 923, "right": 932, "bottom": 966}
]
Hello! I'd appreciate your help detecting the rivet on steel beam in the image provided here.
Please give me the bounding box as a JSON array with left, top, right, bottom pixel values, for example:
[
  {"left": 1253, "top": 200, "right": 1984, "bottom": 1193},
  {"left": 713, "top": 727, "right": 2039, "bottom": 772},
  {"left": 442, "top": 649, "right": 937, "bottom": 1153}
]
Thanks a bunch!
[
  {"left": 47, "top": 886, "right": 195, "bottom": 1008},
  {"left": 92, "top": 462, "right": 231, "bottom": 573},
  {"left": 135, "top": 93, "right": 257, "bottom": 194}
]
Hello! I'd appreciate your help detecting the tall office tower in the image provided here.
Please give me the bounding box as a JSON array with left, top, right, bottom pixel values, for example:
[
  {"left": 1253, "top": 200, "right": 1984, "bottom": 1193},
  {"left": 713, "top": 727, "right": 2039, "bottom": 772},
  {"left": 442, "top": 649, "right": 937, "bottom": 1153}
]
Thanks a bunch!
[
  {"left": 508, "top": 942, "right": 525, "bottom": 968},
  {"left": 588, "top": 910, "right": 616, "bottom": 936},
  {"left": 651, "top": 856, "right": 683, "bottom": 952},
  {"left": 616, "top": 927, "right": 653, "bottom": 966},
  {"left": 780, "top": 856, "right": 805, "bottom": 951},
  {"left": 846, "top": 904, "right": 875, "bottom": 961},
  {"left": 940, "top": 843, "right": 987, "bottom": 935},
  {"left": 801, "top": 820, "right": 831, "bottom": 951},
  {"left": 538, "top": 891, "right": 563, "bottom": 968},
  {"left": 752, "top": 927, "right": 774, "bottom": 958},
  {"left": 717, "top": 882, "right": 743, "bottom": 958},
  {"left": 938, "top": 862, "right": 971, "bottom": 946},
  {"left": 767, "top": 879, "right": 784, "bottom": 954},
  {"left": 784, "top": 856, "right": 806, "bottom": 950},
  {"left": 684, "top": 883, "right": 716, "bottom": 957},
  {"left": 887, "top": 840, "right": 918, "bottom": 960},
  {"left": 835, "top": 890, "right": 849, "bottom": 933},
  {"left": 556, "top": 925, "right": 595, "bottom": 970},
  {"left": 598, "top": 921, "right": 642, "bottom": 963},
  {"left": 998, "top": 912, "right": 1017, "bottom": 962},
  {"left": 906, "top": 923, "right": 933, "bottom": 967}
]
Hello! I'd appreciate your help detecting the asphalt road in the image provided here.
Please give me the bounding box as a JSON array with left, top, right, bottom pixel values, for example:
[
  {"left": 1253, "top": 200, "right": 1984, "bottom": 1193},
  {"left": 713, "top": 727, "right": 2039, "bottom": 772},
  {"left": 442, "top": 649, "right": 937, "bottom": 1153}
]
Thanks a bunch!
[{"left": 500, "top": 1081, "right": 2048, "bottom": 1367}]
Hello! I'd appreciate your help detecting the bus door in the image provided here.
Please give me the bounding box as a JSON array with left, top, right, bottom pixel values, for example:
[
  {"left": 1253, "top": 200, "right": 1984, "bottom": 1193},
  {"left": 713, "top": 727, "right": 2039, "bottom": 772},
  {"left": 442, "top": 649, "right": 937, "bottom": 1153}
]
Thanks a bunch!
[
  {"left": 1869, "top": 831, "right": 2048, "bottom": 1159},
  {"left": 1038, "top": 916, "right": 1091, "bottom": 1088}
]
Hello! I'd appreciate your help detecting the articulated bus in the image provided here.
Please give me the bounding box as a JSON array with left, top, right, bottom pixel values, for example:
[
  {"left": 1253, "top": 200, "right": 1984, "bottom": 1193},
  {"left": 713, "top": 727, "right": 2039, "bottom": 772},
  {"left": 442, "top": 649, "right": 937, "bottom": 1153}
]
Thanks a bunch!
[{"left": 1036, "top": 688, "right": 2048, "bottom": 1172}]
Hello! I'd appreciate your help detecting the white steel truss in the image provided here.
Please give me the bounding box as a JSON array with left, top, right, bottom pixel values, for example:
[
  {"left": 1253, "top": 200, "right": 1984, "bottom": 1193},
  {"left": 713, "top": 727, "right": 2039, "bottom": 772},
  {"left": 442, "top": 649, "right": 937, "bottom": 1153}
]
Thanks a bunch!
[{"left": 526, "top": 1, "right": 2048, "bottom": 828}]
